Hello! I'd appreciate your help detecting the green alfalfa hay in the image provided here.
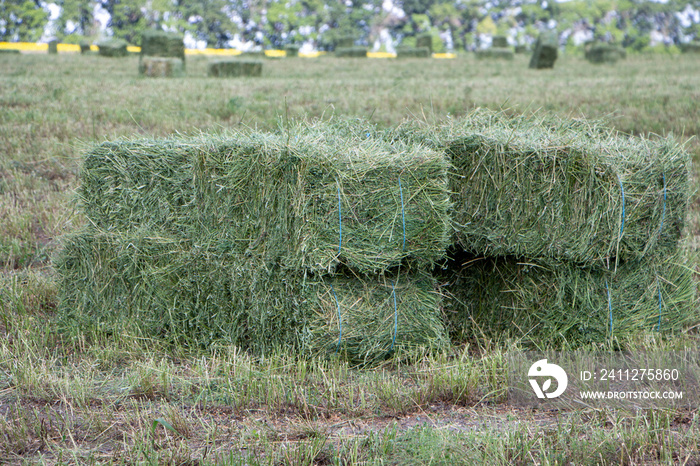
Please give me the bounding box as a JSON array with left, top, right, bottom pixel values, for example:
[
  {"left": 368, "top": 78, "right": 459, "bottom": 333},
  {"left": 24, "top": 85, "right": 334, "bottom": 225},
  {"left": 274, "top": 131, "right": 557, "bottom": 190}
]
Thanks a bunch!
[
  {"left": 207, "top": 59, "right": 263, "bottom": 77},
  {"left": 391, "top": 109, "right": 690, "bottom": 267},
  {"left": 309, "top": 271, "right": 448, "bottom": 364},
  {"left": 442, "top": 251, "right": 699, "bottom": 348},
  {"left": 529, "top": 31, "right": 558, "bottom": 69},
  {"left": 54, "top": 229, "right": 447, "bottom": 363},
  {"left": 139, "top": 57, "right": 184, "bottom": 77},
  {"left": 78, "top": 121, "right": 451, "bottom": 275}
]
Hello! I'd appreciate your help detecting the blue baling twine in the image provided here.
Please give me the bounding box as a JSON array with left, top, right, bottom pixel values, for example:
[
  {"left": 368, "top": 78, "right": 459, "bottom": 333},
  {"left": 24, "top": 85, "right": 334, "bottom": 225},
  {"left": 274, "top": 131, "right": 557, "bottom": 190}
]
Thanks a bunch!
[
  {"left": 659, "top": 173, "right": 667, "bottom": 237},
  {"left": 331, "top": 284, "right": 342, "bottom": 353},
  {"left": 337, "top": 185, "right": 342, "bottom": 255},
  {"left": 390, "top": 281, "right": 398, "bottom": 351},
  {"left": 605, "top": 279, "right": 613, "bottom": 335},
  {"left": 617, "top": 174, "right": 626, "bottom": 239},
  {"left": 657, "top": 280, "right": 662, "bottom": 332},
  {"left": 399, "top": 176, "right": 406, "bottom": 251}
]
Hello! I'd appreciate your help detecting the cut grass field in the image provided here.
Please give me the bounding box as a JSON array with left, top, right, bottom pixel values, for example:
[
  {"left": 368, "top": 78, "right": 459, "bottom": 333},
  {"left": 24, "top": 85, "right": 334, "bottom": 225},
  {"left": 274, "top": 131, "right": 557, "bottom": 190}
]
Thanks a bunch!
[{"left": 1, "top": 51, "right": 700, "bottom": 463}]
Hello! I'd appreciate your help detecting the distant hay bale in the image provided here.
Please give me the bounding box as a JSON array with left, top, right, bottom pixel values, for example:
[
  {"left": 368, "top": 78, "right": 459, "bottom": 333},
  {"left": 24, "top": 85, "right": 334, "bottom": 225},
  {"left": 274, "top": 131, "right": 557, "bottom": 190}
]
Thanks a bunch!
[
  {"left": 48, "top": 40, "right": 58, "bottom": 55},
  {"left": 585, "top": 43, "right": 626, "bottom": 63},
  {"left": 681, "top": 41, "right": 700, "bottom": 53},
  {"left": 140, "top": 30, "right": 184, "bottom": 59},
  {"left": 0, "top": 49, "right": 20, "bottom": 55},
  {"left": 492, "top": 35, "right": 508, "bottom": 48},
  {"left": 529, "top": 31, "right": 558, "bottom": 69},
  {"left": 515, "top": 44, "right": 528, "bottom": 54},
  {"left": 335, "top": 46, "right": 368, "bottom": 58},
  {"left": 335, "top": 35, "right": 356, "bottom": 49},
  {"left": 243, "top": 50, "right": 265, "bottom": 58},
  {"left": 396, "top": 46, "right": 431, "bottom": 58},
  {"left": 443, "top": 252, "right": 698, "bottom": 347},
  {"left": 77, "top": 123, "right": 451, "bottom": 275},
  {"left": 97, "top": 38, "right": 128, "bottom": 57},
  {"left": 415, "top": 33, "right": 433, "bottom": 53},
  {"left": 285, "top": 44, "right": 300, "bottom": 57},
  {"left": 79, "top": 40, "right": 91, "bottom": 54},
  {"left": 139, "top": 57, "right": 184, "bottom": 77},
  {"left": 389, "top": 109, "right": 690, "bottom": 266},
  {"left": 475, "top": 48, "right": 514, "bottom": 60},
  {"left": 207, "top": 59, "right": 262, "bottom": 77}
]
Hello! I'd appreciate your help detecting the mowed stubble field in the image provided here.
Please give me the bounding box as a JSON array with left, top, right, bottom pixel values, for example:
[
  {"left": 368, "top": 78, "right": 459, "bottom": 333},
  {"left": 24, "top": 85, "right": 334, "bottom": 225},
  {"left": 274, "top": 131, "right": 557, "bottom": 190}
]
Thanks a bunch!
[{"left": 1, "top": 51, "right": 700, "bottom": 464}]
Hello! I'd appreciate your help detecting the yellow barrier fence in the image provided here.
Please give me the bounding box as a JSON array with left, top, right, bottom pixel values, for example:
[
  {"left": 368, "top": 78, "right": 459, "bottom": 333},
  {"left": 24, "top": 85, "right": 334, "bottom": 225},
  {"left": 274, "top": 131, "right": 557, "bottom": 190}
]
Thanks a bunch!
[{"left": 0, "top": 42, "right": 455, "bottom": 58}]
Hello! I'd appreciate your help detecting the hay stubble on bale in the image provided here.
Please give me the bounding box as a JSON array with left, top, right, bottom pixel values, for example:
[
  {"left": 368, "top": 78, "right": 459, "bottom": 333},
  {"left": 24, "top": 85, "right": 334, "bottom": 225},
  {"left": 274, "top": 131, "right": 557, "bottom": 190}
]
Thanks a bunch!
[
  {"left": 207, "top": 59, "right": 262, "bottom": 77},
  {"left": 139, "top": 57, "right": 184, "bottom": 78},
  {"left": 529, "top": 31, "right": 558, "bottom": 69}
]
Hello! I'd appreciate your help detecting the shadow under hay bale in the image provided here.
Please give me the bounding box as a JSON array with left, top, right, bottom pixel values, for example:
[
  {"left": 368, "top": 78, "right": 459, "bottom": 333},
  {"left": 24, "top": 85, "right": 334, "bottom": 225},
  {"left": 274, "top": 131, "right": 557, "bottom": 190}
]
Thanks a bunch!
[
  {"left": 475, "top": 48, "right": 514, "bottom": 60},
  {"left": 48, "top": 40, "right": 58, "bottom": 55},
  {"left": 529, "top": 31, "right": 558, "bottom": 69},
  {"left": 388, "top": 109, "right": 690, "bottom": 266},
  {"left": 207, "top": 59, "right": 262, "bottom": 77},
  {"left": 585, "top": 43, "right": 626, "bottom": 63},
  {"left": 396, "top": 46, "right": 431, "bottom": 58},
  {"left": 335, "top": 46, "right": 368, "bottom": 58},
  {"left": 441, "top": 250, "right": 698, "bottom": 348},
  {"left": 97, "top": 38, "right": 128, "bottom": 57},
  {"left": 139, "top": 57, "right": 184, "bottom": 77}
]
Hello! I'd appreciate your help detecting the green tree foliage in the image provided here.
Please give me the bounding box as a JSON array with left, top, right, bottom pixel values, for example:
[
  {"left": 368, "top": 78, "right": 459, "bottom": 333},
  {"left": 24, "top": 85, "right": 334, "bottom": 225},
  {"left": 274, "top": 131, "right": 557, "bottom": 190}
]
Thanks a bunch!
[
  {"left": 0, "top": 0, "right": 49, "bottom": 41},
  {"left": 55, "top": 0, "right": 94, "bottom": 38},
  {"left": 172, "top": 0, "right": 237, "bottom": 48}
]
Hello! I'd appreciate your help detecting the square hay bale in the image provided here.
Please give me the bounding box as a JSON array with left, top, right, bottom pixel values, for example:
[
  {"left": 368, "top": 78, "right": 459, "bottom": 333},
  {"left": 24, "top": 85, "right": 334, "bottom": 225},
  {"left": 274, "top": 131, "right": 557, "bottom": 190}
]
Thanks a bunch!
[
  {"left": 207, "top": 59, "right": 263, "bottom": 77},
  {"left": 492, "top": 35, "right": 508, "bottom": 48},
  {"left": 48, "top": 40, "right": 58, "bottom": 54},
  {"left": 0, "top": 49, "right": 20, "bottom": 55},
  {"left": 396, "top": 46, "right": 431, "bottom": 58},
  {"left": 475, "top": 48, "right": 514, "bottom": 60},
  {"left": 140, "top": 29, "right": 185, "bottom": 61},
  {"left": 529, "top": 31, "right": 558, "bottom": 69},
  {"left": 138, "top": 57, "right": 184, "bottom": 77},
  {"left": 285, "top": 44, "right": 300, "bottom": 57},
  {"left": 515, "top": 44, "right": 528, "bottom": 54},
  {"left": 55, "top": 229, "right": 448, "bottom": 363},
  {"left": 585, "top": 43, "right": 626, "bottom": 63},
  {"left": 389, "top": 109, "right": 690, "bottom": 266},
  {"left": 77, "top": 123, "right": 451, "bottom": 275},
  {"left": 681, "top": 41, "right": 700, "bottom": 53},
  {"left": 442, "top": 252, "right": 698, "bottom": 348},
  {"left": 97, "top": 38, "right": 128, "bottom": 57},
  {"left": 79, "top": 40, "right": 91, "bottom": 54},
  {"left": 335, "top": 46, "right": 368, "bottom": 58},
  {"left": 415, "top": 33, "right": 433, "bottom": 53}
]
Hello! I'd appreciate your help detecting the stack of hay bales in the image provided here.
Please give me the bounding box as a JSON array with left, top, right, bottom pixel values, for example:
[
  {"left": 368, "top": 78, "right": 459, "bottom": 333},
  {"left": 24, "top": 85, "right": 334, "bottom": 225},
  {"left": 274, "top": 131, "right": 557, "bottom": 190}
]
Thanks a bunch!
[
  {"left": 392, "top": 109, "right": 696, "bottom": 347},
  {"left": 207, "top": 59, "right": 263, "bottom": 77},
  {"left": 56, "top": 122, "right": 452, "bottom": 363},
  {"left": 97, "top": 38, "right": 128, "bottom": 57},
  {"left": 529, "top": 31, "right": 558, "bottom": 69},
  {"left": 139, "top": 30, "right": 185, "bottom": 77},
  {"left": 476, "top": 36, "right": 514, "bottom": 60},
  {"left": 585, "top": 42, "right": 626, "bottom": 63}
]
